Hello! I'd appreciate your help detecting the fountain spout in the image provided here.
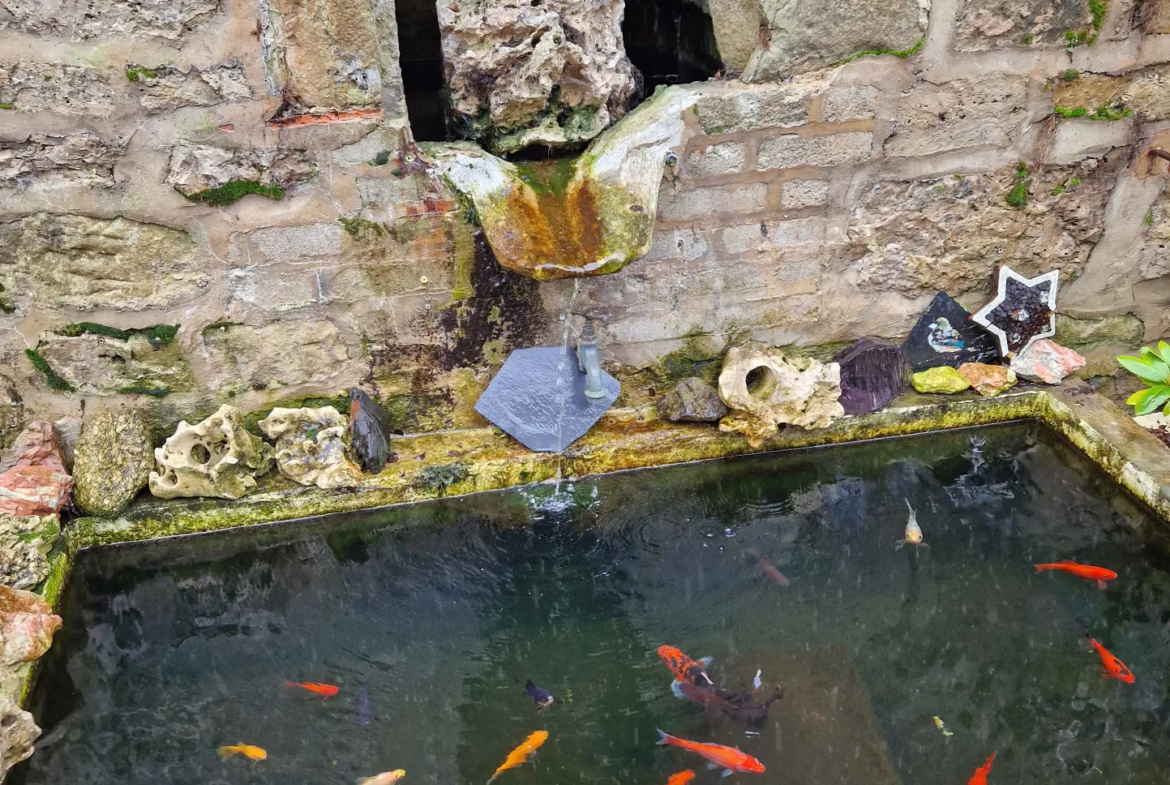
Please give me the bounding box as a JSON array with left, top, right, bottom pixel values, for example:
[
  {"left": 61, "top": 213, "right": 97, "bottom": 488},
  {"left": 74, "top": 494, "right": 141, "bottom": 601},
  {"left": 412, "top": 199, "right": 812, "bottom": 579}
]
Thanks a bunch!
[{"left": 576, "top": 319, "right": 606, "bottom": 400}]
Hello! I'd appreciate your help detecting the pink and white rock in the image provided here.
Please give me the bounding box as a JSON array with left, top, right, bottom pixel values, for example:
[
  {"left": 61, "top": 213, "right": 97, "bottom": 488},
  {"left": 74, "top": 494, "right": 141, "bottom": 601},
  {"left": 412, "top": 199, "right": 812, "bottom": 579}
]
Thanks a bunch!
[
  {"left": 0, "top": 584, "right": 61, "bottom": 666},
  {"left": 0, "top": 422, "right": 68, "bottom": 475},
  {"left": 1008, "top": 339, "right": 1086, "bottom": 384},
  {"left": 0, "top": 466, "right": 71, "bottom": 518}
]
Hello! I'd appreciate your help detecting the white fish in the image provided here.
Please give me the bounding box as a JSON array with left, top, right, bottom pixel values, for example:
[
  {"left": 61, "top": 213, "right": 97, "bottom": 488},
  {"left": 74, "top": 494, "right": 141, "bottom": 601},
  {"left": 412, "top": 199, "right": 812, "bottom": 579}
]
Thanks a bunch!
[
  {"left": 896, "top": 499, "right": 929, "bottom": 551},
  {"left": 752, "top": 669, "right": 762, "bottom": 693}
]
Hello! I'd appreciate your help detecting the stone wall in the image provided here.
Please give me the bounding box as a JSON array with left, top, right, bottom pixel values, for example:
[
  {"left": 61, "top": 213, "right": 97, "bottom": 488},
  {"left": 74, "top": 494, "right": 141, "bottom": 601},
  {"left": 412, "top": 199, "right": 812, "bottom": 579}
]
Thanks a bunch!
[{"left": 1, "top": 0, "right": 1169, "bottom": 444}]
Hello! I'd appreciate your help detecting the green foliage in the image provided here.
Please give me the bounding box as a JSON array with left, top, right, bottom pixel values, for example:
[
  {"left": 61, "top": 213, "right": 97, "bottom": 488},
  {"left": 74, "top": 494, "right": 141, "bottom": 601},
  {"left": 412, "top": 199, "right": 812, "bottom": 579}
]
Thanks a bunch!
[
  {"left": 1147, "top": 209, "right": 1155, "bottom": 226},
  {"left": 55, "top": 322, "right": 178, "bottom": 349},
  {"left": 1090, "top": 105, "right": 1132, "bottom": 121},
  {"left": 1021, "top": 33, "right": 1034, "bottom": 44},
  {"left": 1090, "top": 0, "right": 1108, "bottom": 32},
  {"left": 1058, "top": 69, "right": 1081, "bottom": 82},
  {"left": 1005, "top": 162, "right": 1028, "bottom": 209},
  {"left": 0, "top": 103, "right": 13, "bottom": 110},
  {"left": 339, "top": 216, "right": 386, "bottom": 240},
  {"left": 1068, "top": 177, "right": 1082, "bottom": 187},
  {"left": 1051, "top": 185, "right": 1066, "bottom": 196},
  {"left": 24, "top": 350, "right": 74, "bottom": 392},
  {"left": 1065, "top": 30, "right": 1087, "bottom": 47},
  {"left": 118, "top": 384, "right": 170, "bottom": 398},
  {"left": 124, "top": 65, "right": 157, "bottom": 82},
  {"left": 1119, "top": 342, "right": 1170, "bottom": 415},
  {"left": 1055, "top": 106, "right": 1088, "bottom": 118},
  {"left": 838, "top": 37, "right": 924, "bottom": 65},
  {"left": 182, "top": 180, "right": 285, "bottom": 207}
]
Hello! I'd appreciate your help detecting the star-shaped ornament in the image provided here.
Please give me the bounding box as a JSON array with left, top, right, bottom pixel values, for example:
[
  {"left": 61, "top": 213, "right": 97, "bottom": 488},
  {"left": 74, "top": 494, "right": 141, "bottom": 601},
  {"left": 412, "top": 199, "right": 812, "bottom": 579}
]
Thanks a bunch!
[{"left": 972, "top": 266, "right": 1059, "bottom": 357}]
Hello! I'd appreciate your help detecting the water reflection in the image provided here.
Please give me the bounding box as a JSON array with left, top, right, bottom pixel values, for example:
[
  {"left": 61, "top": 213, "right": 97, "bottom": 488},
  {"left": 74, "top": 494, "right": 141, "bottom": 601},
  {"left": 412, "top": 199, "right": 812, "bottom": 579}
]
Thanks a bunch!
[{"left": 14, "top": 424, "right": 1170, "bottom": 785}]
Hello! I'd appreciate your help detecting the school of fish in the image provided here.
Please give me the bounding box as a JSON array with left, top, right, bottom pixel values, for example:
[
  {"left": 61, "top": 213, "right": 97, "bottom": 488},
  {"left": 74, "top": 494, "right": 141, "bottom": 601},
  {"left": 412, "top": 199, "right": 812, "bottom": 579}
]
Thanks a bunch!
[{"left": 210, "top": 482, "right": 1137, "bottom": 784}]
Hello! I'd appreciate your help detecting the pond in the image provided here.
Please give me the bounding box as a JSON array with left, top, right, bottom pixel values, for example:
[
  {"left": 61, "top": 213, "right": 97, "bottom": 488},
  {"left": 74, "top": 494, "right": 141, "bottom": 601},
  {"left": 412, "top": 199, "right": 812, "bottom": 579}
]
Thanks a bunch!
[{"left": 13, "top": 423, "right": 1170, "bottom": 785}]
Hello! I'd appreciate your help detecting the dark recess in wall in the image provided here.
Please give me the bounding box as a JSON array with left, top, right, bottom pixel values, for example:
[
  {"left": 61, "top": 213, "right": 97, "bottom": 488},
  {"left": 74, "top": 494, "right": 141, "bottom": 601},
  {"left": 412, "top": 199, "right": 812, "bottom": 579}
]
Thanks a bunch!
[
  {"left": 622, "top": 0, "right": 723, "bottom": 101},
  {"left": 396, "top": 0, "right": 448, "bottom": 141}
]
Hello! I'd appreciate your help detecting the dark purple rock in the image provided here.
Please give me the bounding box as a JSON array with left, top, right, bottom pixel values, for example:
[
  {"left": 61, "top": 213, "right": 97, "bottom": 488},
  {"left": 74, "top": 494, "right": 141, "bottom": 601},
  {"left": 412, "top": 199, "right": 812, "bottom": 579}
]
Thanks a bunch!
[
  {"left": 347, "top": 388, "right": 393, "bottom": 474},
  {"left": 834, "top": 338, "right": 910, "bottom": 415},
  {"left": 900, "top": 291, "right": 1000, "bottom": 372},
  {"left": 658, "top": 378, "right": 728, "bottom": 423}
]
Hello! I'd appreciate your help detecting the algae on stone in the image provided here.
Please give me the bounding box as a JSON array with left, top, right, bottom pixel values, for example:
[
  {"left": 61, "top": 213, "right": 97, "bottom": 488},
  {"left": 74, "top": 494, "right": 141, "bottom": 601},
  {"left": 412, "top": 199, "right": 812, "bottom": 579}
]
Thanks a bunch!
[
  {"left": 149, "top": 405, "right": 273, "bottom": 499},
  {"left": 258, "top": 407, "right": 362, "bottom": 489},
  {"left": 0, "top": 514, "right": 59, "bottom": 590},
  {"left": 912, "top": 366, "right": 972, "bottom": 394},
  {"left": 433, "top": 86, "right": 703, "bottom": 281},
  {"left": 72, "top": 410, "right": 153, "bottom": 518}
]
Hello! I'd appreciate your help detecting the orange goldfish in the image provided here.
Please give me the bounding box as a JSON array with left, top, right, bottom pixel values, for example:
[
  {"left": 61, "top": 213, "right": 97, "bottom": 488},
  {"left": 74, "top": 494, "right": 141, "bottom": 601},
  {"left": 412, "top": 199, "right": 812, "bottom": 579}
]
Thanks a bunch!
[
  {"left": 656, "top": 730, "right": 765, "bottom": 774},
  {"left": 487, "top": 730, "right": 548, "bottom": 783},
  {"left": 967, "top": 753, "right": 995, "bottom": 785},
  {"left": 358, "top": 770, "right": 405, "bottom": 785},
  {"left": 218, "top": 743, "right": 267, "bottom": 761},
  {"left": 1035, "top": 561, "right": 1117, "bottom": 589},
  {"left": 1087, "top": 637, "right": 1134, "bottom": 683},
  {"left": 657, "top": 646, "right": 714, "bottom": 686},
  {"left": 285, "top": 681, "right": 339, "bottom": 698},
  {"left": 745, "top": 548, "right": 789, "bottom": 586},
  {"left": 665, "top": 771, "right": 695, "bottom": 785}
]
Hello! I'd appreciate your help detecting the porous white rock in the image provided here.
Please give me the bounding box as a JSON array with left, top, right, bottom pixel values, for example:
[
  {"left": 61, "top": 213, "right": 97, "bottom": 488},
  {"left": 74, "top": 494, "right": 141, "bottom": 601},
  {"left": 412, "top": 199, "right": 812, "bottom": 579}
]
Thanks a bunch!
[
  {"left": 258, "top": 407, "right": 362, "bottom": 490},
  {"left": 149, "top": 405, "right": 273, "bottom": 500}
]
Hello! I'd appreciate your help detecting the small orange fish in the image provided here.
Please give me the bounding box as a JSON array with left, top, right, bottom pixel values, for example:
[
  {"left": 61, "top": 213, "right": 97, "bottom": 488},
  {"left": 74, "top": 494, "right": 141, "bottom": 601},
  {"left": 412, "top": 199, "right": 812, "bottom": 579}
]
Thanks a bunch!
[
  {"left": 1087, "top": 637, "right": 1134, "bottom": 683},
  {"left": 487, "top": 730, "right": 548, "bottom": 783},
  {"left": 1035, "top": 561, "right": 1117, "bottom": 590},
  {"left": 657, "top": 646, "right": 714, "bottom": 686},
  {"left": 665, "top": 771, "right": 695, "bottom": 785},
  {"left": 745, "top": 549, "right": 789, "bottom": 586},
  {"left": 218, "top": 743, "right": 267, "bottom": 761},
  {"left": 967, "top": 753, "right": 995, "bottom": 785},
  {"left": 285, "top": 681, "right": 339, "bottom": 698},
  {"left": 656, "top": 730, "right": 765, "bottom": 774}
]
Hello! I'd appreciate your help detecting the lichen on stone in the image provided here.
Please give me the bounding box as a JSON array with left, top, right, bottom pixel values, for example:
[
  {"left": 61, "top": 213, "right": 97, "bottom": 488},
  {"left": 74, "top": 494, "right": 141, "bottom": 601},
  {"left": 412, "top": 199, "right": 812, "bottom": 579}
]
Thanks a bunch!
[{"left": 73, "top": 410, "right": 153, "bottom": 518}]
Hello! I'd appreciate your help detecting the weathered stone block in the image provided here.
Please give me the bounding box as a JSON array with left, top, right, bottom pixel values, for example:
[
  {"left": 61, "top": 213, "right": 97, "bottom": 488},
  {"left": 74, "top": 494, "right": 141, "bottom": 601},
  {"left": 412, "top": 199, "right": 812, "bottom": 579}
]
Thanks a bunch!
[
  {"left": 695, "top": 81, "right": 821, "bottom": 134},
  {"left": 1053, "top": 66, "right": 1170, "bottom": 122},
  {"left": 32, "top": 333, "right": 193, "bottom": 397},
  {"left": 1149, "top": 0, "right": 1170, "bottom": 33},
  {"left": 743, "top": 0, "right": 926, "bottom": 81},
  {"left": 846, "top": 155, "right": 1122, "bottom": 298},
  {"left": 781, "top": 179, "right": 829, "bottom": 208},
  {"left": 1138, "top": 190, "right": 1169, "bottom": 281},
  {"left": 0, "top": 215, "right": 212, "bottom": 311},
  {"left": 0, "top": 62, "right": 114, "bottom": 117},
  {"left": 259, "top": 0, "right": 383, "bottom": 120},
  {"left": 885, "top": 76, "right": 1029, "bottom": 159},
  {"left": 1055, "top": 313, "right": 1145, "bottom": 349},
  {"left": 687, "top": 142, "right": 746, "bottom": 178},
  {"left": 73, "top": 410, "right": 153, "bottom": 517},
  {"left": 438, "top": 0, "right": 635, "bottom": 152},
  {"left": 659, "top": 182, "right": 769, "bottom": 222},
  {"left": 232, "top": 223, "right": 342, "bottom": 264},
  {"left": 0, "top": 0, "right": 219, "bottom": 40},
  {"left": 642, "top": 228, "right": 710, "bottom": 264},
  {"left": 708, "top": 0, "right": 762, "bottom": 70},
  {"left": 0, "top": 133, "right": 123, "bottom": 189},
  {"left": 166, "top": 144, "right": 315, "bottom": 197},
  {"left": 226, "top": 266, "right": 323, "bottom": 311},
  {"left": 822, "top": 86, "right": 879, "bottom": 123},
  {"left": 200, "top": 321, "right": 353, "bottom": 391},
  {"left": 955, "top": 0, "right": 1093, "bottom": 51},
  {"left": 721, "top": 217, "right": 825, "bottom": 256},
  {"left": 757, "top": 132, "right": 873, "bottom": 170},
  {"left": 130, "top": 62, "right": 251, "bottom": 113}
]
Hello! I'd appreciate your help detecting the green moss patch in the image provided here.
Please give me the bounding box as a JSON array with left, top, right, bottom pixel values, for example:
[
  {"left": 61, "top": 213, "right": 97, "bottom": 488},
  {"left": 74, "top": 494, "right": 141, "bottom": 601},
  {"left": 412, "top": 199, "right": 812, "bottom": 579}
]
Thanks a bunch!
[
  {"left": 339, "top": 216, "right": 386, "bottom": 241},
  {"left": 24, "top": 349, "right": 74, "bottom": 392},
  {"left": 0, "top": 103, "right": 13, "bottom": 110},
  {"left": 124, "top": 65, "right": 158, "bottom": 82},
  {"left": 183, "top": 180, "right": 285, "bottom": 207},
  {"left": 55, "top": 322, "right": 179, "bottom": 349},
  {"left": 118, "top": 384, "right": 171, "bottom": 398},
  {"left": 242, "top": 394, "right": 351, "bottom": 436},
  {"left": 1056, "top": 104, "right": 1132, "bottom": 121},
  {"left": 837, "top": 37, "right": 923, "bottom": 66},
  {"left": 415, "top": 464, "right": 470, "bottom": 493},
  {"left": 1005, "top": 162, "right": 1028, "bottom": 210}
]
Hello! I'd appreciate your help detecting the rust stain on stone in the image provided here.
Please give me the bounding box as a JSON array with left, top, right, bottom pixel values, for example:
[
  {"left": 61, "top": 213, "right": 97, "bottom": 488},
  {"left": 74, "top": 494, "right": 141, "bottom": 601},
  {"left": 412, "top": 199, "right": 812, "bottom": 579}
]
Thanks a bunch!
[
  {"left": 266, "top": 107, "right": 383, "bottom": 128},
  {"left": 495, "top": 159, "right": 608, "bottom": 280}
]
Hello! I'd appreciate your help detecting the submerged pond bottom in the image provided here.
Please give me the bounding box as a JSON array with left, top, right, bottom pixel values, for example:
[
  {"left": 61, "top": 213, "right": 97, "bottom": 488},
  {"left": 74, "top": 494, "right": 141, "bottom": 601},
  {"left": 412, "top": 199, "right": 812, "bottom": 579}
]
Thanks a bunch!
[{"left": 14, "top": 423, "right": 1170, "bottom": 785}]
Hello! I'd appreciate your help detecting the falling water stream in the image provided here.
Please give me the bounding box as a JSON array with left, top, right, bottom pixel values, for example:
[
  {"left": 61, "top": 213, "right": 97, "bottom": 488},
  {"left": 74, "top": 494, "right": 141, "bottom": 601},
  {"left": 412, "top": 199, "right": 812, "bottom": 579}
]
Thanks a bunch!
[{"left": 15, "top": 423, "right": 1170, "bottom": 785}]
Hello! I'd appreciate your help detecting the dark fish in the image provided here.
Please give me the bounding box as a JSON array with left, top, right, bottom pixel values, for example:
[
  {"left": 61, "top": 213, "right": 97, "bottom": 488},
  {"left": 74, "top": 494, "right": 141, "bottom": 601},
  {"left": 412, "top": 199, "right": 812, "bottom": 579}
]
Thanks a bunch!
[
  {"left": 523, "top": 679, "right": 554, "bottom": 711},
  {"left": 357, "top": 681, "right": 373, "bottom": 726},
  {"left": 675, "top": 680, "right": 783, "bottom": 727}
]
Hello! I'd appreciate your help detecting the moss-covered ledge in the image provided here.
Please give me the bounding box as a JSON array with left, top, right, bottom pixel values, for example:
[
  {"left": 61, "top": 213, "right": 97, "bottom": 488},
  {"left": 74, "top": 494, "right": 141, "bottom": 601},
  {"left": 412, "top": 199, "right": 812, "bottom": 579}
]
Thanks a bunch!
[{"left": 59, "top": 383, "right": 1170, "bottom": 552}]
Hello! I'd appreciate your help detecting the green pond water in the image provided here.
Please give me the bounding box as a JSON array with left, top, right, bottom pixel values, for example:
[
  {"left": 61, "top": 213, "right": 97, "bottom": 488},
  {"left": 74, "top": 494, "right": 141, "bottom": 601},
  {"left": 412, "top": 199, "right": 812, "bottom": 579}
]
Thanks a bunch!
[{"left": 13, "top": 423, "right": 1170, "bottom": 785}]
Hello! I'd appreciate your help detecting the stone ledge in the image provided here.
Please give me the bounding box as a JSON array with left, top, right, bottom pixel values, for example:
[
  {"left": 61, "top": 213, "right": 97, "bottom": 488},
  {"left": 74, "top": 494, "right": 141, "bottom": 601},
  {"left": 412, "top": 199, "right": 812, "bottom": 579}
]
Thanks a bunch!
[{"left": 59, "top": 384, "right": 1170, "bottom": 554}]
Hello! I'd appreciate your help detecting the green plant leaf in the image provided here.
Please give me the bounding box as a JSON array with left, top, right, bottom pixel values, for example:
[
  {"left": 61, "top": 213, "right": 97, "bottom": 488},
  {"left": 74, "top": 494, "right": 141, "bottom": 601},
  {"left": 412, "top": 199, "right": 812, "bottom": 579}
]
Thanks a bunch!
[
  {"left": 1118, "top": 355, "right": 1169, "bottom": 383},
  {"left": 1136, "top": 385, "right": 1170, "bottom": 415},
  {"left": 1158, "top": 340, "right": 1170, "bottom": 364}
]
